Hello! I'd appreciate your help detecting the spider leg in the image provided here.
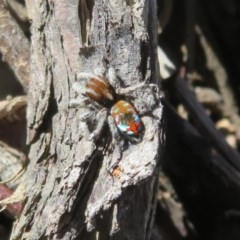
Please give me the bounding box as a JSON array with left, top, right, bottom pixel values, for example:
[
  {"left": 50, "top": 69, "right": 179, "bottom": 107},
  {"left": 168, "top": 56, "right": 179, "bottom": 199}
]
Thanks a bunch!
[
  {"left": 75, "top": 108, "right": 106, "bottom": 141},
  {"left": 108, "top": 115, "right": 122, "bottom": 144},
  {"left": 77, "top": 72, "right": 105, "bottom": 83},
  {"left": 70, "top": 79, "right": 88, "bottom": 108},
  {"left": 107, "top": 66, "right": 158, "bottom": 96},
  {"left": 78, "top": 108, "right": 95, "bottom": 121},
  {"left": 107, "top": 115, "right": 122, "bottom": 171},
  {"left": 69, "top": 96, "right": 88, "bottom": 108},
  {"left": 88, "top": 108, "right": 108, "bottom": 140},
  {"left": 78, "top": 121, "right": 91, "bottom": 140},
  {"left": 72, "top": 81, "right": 86, "bottom": 95},
  {"left": 107, "top": 67, "right": 117, "bottom": 87},
  {"left": 116, "top": 82, "right": 158, "bottom": 96}
]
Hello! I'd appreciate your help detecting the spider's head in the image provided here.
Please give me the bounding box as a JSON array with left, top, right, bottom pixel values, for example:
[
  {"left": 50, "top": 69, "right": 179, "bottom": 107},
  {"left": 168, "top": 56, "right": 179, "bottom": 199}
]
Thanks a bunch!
[{"left": 86, "top": 76, "right": 115, "bottom": 107}]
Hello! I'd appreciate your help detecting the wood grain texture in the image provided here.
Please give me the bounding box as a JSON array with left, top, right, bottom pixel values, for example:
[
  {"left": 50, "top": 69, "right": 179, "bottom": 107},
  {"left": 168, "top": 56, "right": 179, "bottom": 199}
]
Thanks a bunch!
[
  {"left": 0, "top": 1, "right": 30, "bottom": 92},
  {"left": 11, "top": 0, "right": 163, "bottom": 239}
]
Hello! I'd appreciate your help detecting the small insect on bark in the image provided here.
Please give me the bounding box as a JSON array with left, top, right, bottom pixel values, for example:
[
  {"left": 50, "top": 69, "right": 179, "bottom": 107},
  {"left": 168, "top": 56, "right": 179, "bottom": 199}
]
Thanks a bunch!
[{"left": 70, "top": 67, "right": 145, "bottom": 147}]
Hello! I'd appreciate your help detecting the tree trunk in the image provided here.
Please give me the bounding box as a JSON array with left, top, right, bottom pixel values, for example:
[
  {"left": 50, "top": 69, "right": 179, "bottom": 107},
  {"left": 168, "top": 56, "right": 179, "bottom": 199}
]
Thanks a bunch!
[{"left": 11, "top": 0, "right": 163, "bottom": 239}]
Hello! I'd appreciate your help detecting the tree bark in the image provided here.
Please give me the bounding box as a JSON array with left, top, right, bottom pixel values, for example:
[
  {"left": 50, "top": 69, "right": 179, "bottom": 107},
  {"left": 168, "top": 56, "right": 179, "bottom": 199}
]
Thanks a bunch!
[
  {"left": 11, "top": 1, "right": 163, "bottom": 239},
  {"left": 0, "top": 1, "right": 30, "bottom": 92}
]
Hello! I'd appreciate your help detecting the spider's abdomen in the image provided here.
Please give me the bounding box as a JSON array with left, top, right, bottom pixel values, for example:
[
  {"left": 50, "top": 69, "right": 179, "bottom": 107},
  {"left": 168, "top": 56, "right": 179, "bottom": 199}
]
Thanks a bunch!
[
  {"left": 86, "top": 76, "right": 114, "bottom": 106},
  {"left": 111, "top": 100, "right": 144, "bottom": 142}
]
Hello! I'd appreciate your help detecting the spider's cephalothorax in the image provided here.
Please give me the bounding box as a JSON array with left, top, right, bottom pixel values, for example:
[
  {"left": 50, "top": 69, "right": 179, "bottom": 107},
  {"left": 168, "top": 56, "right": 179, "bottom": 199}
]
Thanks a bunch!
[
  {"left": 70, "top": 68, "right": 144, "bottom": 144},
  {"left": 85, "top": 75, "right": 115, "bottom": 108}
]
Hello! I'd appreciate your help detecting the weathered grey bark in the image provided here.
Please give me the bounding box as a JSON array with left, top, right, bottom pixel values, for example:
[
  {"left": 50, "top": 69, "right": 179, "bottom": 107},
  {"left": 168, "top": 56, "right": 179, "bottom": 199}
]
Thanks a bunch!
[
  {"left": 11, "top": 1, "right": 163, "bottom": 239},
  {"left": 0, "top": 1, "right": 30, "bottom": 92}
]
